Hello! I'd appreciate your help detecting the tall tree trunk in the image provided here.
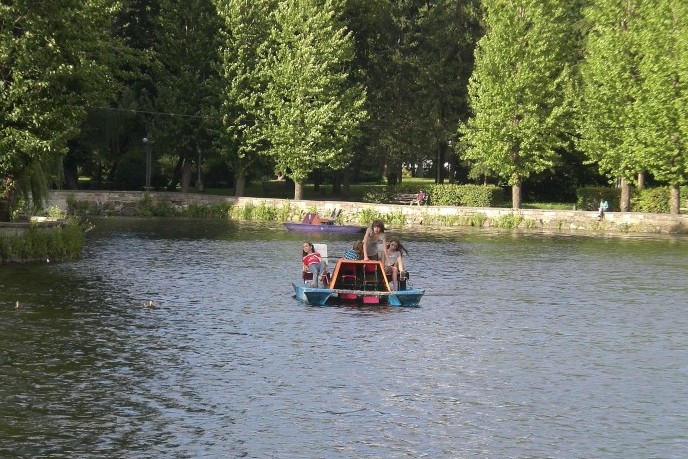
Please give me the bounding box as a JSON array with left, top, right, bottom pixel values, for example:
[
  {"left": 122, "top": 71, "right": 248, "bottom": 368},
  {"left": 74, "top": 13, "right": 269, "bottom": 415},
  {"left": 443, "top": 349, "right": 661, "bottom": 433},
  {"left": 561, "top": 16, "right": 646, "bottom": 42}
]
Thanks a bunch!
[
  {"left": 670, "top": 184, "right": 680, "bottom": 215},
  {"left": 385, "top": 163, "right": 399, "bottom": 185},
  {"left": 436, "top": 143, "right": 446, "bottom": 184},
  {"left": 447, "top": 152, "right": 457, "bottom": 184},
  {"left": 64, "top": 162, "right": 78, "bottom": 190},
  {"left": 512, "top": 182, "right": 522, "bottom": 209},
  {"left": 181, "top": 160, "right": 192, "bottom": 193},
  {"left": 637, "top": 172, "right": 645, "bottom": 188},
  {"left": 620, "top": 178, "right": 631, "bottom": 212},
  {"left": 294, "top": 181, "right": 304, "bottom": 200},
  {"left": 196, "top": 149, "right": 204, "bottom": 192},
  {"left": 313, "top": 170, "right": 321, "bottom": 192},
  {"left": 341, "top": 168, "right": 350, "bottom": 200},
  {"left": 0, "top": 200, "right": 10, "bottom": 222},
  {"left": 234, "top": 174, "right": 246, "bottom": 198},
  {"left": 167, "top": 156, "right": 183, "bottom": 191},
  {"left": 0, "top": 179, "right": 17, "bottom": 221},
  {"left": 332, "top": 169, "right": 343, "bottom": 197}
]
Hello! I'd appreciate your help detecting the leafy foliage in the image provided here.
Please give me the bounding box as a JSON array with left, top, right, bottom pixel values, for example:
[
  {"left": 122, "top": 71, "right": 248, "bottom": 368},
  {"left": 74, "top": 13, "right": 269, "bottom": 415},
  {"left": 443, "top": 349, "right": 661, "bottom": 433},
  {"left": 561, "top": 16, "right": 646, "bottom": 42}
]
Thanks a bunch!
[
  {"left": 152, "top": 0, "right": 224, "bottom": 191},
  {"left": 492, "top": 214, "right": 524, "bottom": 229},
  {"left": 631, "top": 187, "right": 671, "bottom": 214},
  {"left": 2, "top": 0, "right": 688, "bottom": 212},
  {"left": 460, "top": 0, "right": 578, "bottom": 207},
  {"left": 430, "top": 184, "right": 505, "bottom": 207},
  {"left": 634, "top": 0, "right": 688, "bottom": 212},
  {"left": 0, "top": 0, "right": 120, "bottom": 218},
  {"left": 578, "top": 0, "right": 688, "bottom": 213},
  {"left": 215, "top": 0, "right": 277, "bottom": 194},
  {"left": 359, "top": 0, "right": 480, "bottom": 181},
  {"left": 361, "top": 183, "right": 428, "bottom": 204},
  {"left": 576, "top": 186, "right": 621, "bottom": 211},
  {"left": 0, "top": 221, "right": 84, "bottom": 263},
  {"left": 259, "top": 0, "right": 367, "bottom": 195},
  {"left": 577, "top": 0, "right": 646, "bottom": 184}
]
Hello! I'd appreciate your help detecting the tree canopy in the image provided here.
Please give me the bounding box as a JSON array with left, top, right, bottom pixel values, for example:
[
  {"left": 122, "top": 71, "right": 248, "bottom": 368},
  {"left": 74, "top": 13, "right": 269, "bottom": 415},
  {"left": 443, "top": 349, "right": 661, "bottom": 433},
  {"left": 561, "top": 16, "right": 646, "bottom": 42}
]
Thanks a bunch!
[
  {"left": 259, "top": 0, "right": 367, "bottom": 199},
  {"left": 0, "top": 0, "right": 119, "bottom": 219},
  {"left": 460, "top": 0, "right": 577, "bottom": 208},
  {"left": 1, "top": 0, "right": 687, "bottom": 218},
  {"left": 578, "top": 0, "right": 688, "bottom": 213}
]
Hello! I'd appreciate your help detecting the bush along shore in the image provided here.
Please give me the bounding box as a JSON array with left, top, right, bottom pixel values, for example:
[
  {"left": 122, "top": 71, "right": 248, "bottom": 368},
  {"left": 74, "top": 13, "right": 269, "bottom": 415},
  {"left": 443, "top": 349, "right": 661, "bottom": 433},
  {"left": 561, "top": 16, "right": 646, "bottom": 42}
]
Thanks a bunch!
[
  {"left": 0, "top": 219, "right": 86, "bottom": 264},
  {"left": 47, "top": 190, "right": 688, "bottom": 235}
]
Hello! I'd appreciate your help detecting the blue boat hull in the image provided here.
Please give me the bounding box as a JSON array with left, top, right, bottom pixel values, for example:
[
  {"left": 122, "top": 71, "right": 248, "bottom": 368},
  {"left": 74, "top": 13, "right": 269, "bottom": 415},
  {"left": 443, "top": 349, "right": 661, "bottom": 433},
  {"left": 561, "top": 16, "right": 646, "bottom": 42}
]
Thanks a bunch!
[{"left": 293, "top": 282, "right": 424, "bottom": 307}]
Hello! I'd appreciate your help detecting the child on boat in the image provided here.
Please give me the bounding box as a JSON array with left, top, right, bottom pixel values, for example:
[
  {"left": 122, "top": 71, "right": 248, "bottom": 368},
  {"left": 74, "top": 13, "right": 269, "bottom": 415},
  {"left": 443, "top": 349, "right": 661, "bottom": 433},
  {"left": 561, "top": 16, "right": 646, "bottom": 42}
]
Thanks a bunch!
[
  {"left": 302, "top": 241, "right": 323, "bottom": 287},
  {"left": 343, "top": 241, "right": 363, "bottom": 260},
  {"left": 385, "top": 237, "right": 408, "bottom": 290},
  {"left": 363, "top": 219, "right": 388, "bottom": 264}
]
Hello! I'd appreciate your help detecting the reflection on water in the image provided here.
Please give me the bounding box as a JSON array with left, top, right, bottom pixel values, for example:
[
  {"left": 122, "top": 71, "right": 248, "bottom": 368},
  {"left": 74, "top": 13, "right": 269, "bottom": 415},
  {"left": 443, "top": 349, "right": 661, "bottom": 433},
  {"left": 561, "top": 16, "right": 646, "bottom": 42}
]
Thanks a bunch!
[{"left": 1, "top": 218, "right": 688, "bottom": 458}]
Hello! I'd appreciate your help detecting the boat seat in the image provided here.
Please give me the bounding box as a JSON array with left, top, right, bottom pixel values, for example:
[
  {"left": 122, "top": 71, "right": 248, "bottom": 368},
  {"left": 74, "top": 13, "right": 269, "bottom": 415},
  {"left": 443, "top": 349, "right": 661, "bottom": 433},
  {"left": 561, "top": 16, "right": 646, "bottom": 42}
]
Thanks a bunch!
[
  {"left": 340, "top": 263, "right": 358, "bottom": 288},
  {"left": 310, "top": 243, "right": 330, "bottom": 287},
  {"left": 301, "top": 213, "right": 315, "bottom": 224},
  {"left": 362, "top": 262, "right": 384, "bottom": 290},
  {"left": 313, "top": 243, "right": 328, "bottom": 270}
]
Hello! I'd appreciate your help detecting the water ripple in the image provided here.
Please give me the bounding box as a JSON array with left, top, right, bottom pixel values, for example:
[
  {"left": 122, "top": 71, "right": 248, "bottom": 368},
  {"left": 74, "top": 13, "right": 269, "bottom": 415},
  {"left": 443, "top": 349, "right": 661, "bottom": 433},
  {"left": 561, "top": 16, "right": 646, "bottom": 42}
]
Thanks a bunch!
[{"left": 1, "top": 221, "right": 687, "bottom": 458}]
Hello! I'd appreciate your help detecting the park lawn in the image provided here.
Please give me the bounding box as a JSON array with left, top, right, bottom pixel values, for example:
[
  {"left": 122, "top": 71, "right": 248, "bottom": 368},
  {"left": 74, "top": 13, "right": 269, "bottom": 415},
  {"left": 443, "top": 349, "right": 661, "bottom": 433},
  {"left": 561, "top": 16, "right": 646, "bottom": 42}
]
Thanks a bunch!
[
  {"left": 522, "top": 202, "right": 576, "bottom": 210},
  {"left": 191, "top": 179, "right": 579, "bottom": 210},
  {"left": 207, "top": 177, "right": 435, "bottom": 202}
]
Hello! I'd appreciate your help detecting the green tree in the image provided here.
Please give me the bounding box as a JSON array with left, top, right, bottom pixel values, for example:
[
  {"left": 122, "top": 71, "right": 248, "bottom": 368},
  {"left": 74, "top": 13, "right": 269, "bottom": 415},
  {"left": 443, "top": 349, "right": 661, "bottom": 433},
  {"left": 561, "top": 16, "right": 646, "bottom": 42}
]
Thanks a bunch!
[
  {"left": 330, "top": 0, "right": 387, "bottom": 192},
  {"left": 577, "top": 0, "right": 645, "bottom": 211},
  {"left": 215, "top": 0, "right": 276, "bottom": 197},
  {"left": 460, "top": 0, "right": 577, "bottom": 209},
  {"left": 352, "top": 0, "right": 480, "bottom": 185},
  {"left": 260, "top": 0, "right": 367, "bottom": 200},
  {"left": 153, "top": 0, "right": 223, "bottom": 192},
  {"left": 0, "top": 0, "right": 119, "bottom": 219},
  {"left": 50, "top": 0, "right": 156, "bottom": 192},
  {"left": 404, "top": 0, "right": 481, "bottom": 184},
  {"left": 635, "top": 0, "right": 688, "bottom": 214},
  {"left": 363, "top": 0, "right": 426, "bottom": 181}
]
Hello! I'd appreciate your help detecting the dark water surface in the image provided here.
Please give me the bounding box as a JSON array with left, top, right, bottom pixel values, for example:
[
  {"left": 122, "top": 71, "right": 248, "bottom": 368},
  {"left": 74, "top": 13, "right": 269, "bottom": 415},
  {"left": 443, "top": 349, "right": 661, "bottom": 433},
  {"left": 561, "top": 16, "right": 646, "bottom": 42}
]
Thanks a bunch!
[{"left": 1, "top": 218, "right": 687, "bottom": 458}]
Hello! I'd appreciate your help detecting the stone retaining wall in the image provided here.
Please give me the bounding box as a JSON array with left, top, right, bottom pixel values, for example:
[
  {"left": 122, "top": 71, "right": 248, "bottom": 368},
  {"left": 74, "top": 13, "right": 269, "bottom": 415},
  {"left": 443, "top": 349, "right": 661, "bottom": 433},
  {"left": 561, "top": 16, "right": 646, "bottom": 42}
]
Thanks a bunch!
[
  {"left": 0, "top": 220, "right": 65, "bottom": 237},
  {"left": 48, "top": 190, "right": 688, "bottom": 235}
]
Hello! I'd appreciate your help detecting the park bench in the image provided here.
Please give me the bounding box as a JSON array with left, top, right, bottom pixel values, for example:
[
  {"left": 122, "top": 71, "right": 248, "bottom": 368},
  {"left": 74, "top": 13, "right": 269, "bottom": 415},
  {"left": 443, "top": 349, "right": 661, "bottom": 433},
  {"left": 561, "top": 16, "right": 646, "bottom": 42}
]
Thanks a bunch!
[{"left": 391, "top": 193, "right": 427, "bottom": 206}]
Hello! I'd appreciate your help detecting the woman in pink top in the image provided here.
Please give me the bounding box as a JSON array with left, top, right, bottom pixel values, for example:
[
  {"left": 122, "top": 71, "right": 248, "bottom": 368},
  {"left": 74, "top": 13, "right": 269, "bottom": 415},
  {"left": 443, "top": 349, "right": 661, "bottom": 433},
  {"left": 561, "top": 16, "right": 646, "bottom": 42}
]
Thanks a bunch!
[{"left": 302, "top": 241, "right": 323, "bottom": 287}]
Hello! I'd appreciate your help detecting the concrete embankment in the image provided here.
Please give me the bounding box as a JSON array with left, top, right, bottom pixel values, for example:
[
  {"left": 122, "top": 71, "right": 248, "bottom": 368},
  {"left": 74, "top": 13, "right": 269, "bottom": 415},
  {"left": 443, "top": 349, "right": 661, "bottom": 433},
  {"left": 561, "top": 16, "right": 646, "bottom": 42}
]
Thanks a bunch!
[{"left": 48, "top": 190, "right": 688, "bottom": 235}]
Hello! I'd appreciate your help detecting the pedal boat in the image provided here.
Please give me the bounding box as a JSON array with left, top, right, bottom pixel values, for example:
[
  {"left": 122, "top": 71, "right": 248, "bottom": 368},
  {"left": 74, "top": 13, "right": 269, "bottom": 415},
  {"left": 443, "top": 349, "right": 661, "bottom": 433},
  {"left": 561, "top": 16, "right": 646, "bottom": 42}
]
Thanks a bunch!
[{"left": 293, "top": 259, "right": 424, "bottom": 307}]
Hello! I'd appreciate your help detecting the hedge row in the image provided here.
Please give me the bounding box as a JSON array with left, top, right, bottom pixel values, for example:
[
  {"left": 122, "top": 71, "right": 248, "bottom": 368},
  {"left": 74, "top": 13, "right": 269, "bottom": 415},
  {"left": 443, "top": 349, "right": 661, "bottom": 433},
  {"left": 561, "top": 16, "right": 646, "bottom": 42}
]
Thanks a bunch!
[
  {"left": 576, "top": 186, "right": 621, "bottom": 211},
  {"left": 430, "top": 184, "right": 505, "bottom": 207},
  {"left": 578, "top": 185, "right": 688, "bottom": 213},
  {"left": 631, "top": 185, "right": 688, "bottom": 213}
]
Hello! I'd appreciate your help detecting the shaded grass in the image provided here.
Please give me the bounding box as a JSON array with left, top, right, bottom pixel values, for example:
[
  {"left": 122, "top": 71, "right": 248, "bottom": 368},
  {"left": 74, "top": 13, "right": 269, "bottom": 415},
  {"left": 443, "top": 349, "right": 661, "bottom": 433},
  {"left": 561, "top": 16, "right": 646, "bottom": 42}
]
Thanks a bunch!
[
  {"left": 206, "top": 177, "right": 436, "bottom": 202},
  {"left": 522, "top": 202, "right": 576, "bottom": 210},
  {"left": 201, "top": 180, "right": 577, "bottom": 210}
]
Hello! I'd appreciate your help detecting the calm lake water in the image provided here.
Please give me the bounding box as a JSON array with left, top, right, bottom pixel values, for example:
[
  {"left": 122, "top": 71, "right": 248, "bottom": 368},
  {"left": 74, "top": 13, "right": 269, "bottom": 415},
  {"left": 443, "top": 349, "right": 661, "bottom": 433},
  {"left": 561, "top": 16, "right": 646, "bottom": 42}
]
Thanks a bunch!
[{"left": 1, "top": 218, "right": 687, "bottom": 458}]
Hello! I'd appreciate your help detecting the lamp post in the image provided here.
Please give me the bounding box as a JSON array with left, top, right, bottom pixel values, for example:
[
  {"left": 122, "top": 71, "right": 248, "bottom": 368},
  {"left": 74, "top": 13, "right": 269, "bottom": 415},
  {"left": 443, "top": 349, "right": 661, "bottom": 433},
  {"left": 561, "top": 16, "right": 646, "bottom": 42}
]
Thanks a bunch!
[
  {"left": 196, "top": 147, "right": 204, "bottom": 192},
  {"left": 447, "top": 139, "right": 456, "bottom": 184},
  {"left": 142, "top": 136, "right": 153, "bottom": 190}
]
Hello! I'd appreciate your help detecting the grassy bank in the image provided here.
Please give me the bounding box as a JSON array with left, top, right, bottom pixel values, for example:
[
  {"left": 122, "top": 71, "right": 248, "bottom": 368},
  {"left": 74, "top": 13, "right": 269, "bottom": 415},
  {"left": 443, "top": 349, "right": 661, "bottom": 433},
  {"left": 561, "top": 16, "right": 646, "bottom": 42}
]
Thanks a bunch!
[{"left": 0, "top": 220, "right": 85, "bottom": 264}]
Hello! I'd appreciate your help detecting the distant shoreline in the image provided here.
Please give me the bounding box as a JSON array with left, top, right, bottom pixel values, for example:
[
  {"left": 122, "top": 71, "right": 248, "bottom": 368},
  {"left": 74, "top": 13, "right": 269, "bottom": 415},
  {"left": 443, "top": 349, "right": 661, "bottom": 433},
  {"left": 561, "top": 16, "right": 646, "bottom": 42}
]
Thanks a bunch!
[{"left": 48, "top": 190, "right": 688, "bottom": 235}]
